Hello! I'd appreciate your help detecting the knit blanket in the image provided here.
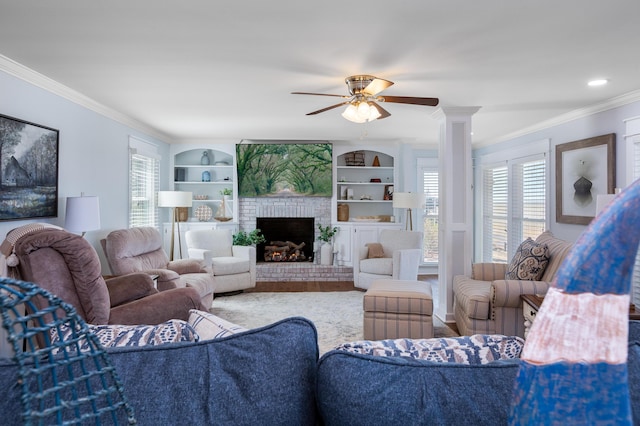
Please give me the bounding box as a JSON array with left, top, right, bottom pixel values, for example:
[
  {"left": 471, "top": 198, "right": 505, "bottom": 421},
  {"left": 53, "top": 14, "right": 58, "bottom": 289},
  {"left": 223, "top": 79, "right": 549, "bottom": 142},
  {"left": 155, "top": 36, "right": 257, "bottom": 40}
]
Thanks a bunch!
[{"left": 0, "top": 223, "right": 62, "bottom": 277}]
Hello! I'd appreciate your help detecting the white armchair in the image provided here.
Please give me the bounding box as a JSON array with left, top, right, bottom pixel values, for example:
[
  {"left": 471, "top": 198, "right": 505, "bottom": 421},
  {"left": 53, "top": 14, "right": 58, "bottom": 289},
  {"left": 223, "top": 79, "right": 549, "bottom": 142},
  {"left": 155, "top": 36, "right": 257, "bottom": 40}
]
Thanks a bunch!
[
  {"left": 354, "top": 229, "right": 423, "bottom": 289},
  {"left": 185, "top": 229, "right": 256, "bottom": 294}
]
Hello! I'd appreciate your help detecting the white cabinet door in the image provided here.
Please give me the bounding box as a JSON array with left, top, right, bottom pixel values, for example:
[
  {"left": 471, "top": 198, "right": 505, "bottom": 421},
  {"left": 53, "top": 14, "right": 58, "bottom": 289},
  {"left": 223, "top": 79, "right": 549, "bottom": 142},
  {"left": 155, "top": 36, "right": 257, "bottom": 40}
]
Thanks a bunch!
[{"left": 353, "top": 225, "right": 380, "bottom": 254}]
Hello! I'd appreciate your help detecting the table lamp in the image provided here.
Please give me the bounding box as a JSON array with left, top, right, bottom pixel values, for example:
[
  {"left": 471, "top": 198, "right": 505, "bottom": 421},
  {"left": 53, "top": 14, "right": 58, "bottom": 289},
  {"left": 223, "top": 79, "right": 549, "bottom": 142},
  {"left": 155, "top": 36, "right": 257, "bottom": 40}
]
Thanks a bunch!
[
  {"left": 64, "top": 193, "right": 101, "bottom": 237},
  {"left": 158, "top": 191, "right": 192, "bottom": 260},
  {"left": 393, "top": 192, "right": 425, "bottom": 231}
]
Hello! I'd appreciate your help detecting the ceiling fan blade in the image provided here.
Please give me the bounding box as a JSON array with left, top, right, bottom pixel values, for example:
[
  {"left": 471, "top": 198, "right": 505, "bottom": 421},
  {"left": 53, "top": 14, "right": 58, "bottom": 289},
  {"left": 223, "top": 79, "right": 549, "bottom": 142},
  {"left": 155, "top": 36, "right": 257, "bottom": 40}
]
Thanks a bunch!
[
  {"left": 306, "top": 101, "right": 352, "bottom": 115},
  {"left": 370, "top": 102, "right": 391, "bottom": 119},
  {"left": 291, "top": 91, "right": 349, "bottom": 98},
  {"left": 363, "top": 78, "right": 394, "bottom": 96},
  {"left": 379, "top": 96, "right": 439, "bottom": 106}
]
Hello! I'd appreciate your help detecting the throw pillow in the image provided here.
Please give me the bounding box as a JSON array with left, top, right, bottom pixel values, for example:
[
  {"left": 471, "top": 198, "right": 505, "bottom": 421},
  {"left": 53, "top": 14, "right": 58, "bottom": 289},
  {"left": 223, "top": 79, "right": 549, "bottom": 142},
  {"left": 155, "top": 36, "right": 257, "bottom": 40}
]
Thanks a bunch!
[
  {"left": 505, "top": 238, "right": 550, "bottom": 280},
  {"left": 366, "top": 243, "right": 385, "bottom": 259},
  {"left": 188, "top": 309, "right": 248, "bottom": 340},
  {"left": 334, "top": 334, "right": 525, "bottom": 364},
  {"left": 50, "top": 319, "right": 199, "bottom": 354}
]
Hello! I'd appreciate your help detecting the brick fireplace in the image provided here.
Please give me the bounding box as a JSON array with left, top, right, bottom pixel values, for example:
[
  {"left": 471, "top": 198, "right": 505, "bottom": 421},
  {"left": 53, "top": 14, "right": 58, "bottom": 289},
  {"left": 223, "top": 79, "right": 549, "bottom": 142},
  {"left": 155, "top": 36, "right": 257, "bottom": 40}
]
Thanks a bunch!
[
  {"left": 237, "top": 196, "right": 353, "bottom": 282},
  {"left": 256, "top": 217, "right": 315, "bottom": 262}
]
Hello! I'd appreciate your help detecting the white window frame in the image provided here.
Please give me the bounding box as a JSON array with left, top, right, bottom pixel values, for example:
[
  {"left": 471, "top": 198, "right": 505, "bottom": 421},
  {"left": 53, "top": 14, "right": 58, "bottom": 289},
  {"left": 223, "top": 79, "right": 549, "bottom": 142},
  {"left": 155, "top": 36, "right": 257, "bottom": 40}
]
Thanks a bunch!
[
  {"left": 474, "top": 139, "right": 550, "bottom": 263},
  {"left": 417, "top": 158, "right": 439, "bottom": 266},
  {"left": 128, "top": 136, "right": 160, "bottom": 228}
]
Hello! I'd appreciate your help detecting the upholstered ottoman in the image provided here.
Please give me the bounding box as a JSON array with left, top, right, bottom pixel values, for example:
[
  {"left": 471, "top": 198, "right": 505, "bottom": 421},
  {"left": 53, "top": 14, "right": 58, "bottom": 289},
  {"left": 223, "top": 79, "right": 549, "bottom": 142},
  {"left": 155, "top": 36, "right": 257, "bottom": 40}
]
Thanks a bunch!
[{"left": 363, "top": 280, "right": 434, "bottom": 340}]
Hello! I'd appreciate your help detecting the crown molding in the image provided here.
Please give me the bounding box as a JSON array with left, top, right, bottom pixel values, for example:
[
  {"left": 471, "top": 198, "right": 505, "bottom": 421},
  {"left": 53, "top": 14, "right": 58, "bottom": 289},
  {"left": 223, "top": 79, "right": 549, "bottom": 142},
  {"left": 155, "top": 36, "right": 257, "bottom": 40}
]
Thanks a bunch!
[
  {"left": 0, "top": 54, "right": 171, "bottom": 143},
  {"left": 475, "top": 89, "right": 640, "bottom": 148}
]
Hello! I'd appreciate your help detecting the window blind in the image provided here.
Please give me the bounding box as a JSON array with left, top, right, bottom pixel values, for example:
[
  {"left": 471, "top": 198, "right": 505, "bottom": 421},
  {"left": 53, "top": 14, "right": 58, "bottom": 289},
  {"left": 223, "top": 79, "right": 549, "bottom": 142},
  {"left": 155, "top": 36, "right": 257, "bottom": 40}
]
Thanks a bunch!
[
  {"left": 482, "top": 165, "right": 508, "bottom": 262},
  {"left": 481, "top": 154, "right": 546, "bottom": 263},
  {"left": 129, "top": 149, "right": 159, "bottom": 228},
  {"left": 421, "top": 170, "right": 439, "bottom": 263},
  {"left": 509, "top": 159, "right": 546, "bottom": 255}
]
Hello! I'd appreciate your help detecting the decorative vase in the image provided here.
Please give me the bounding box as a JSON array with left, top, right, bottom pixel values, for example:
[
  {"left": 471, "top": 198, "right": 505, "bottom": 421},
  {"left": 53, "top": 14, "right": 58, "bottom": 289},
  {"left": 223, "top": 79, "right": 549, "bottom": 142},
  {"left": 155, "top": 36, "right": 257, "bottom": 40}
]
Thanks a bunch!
[
  {"left": 201, "top": 170, "right": 211, "bottom": 182},
  {"left": 223, "top": 195, "right": 232, "bottom": 217},
  {"left": 201, "top": 151, "right": 210, "bottom": 165},
  {"left": 320, "top": 243, "right": 333, "bottom": 265}
]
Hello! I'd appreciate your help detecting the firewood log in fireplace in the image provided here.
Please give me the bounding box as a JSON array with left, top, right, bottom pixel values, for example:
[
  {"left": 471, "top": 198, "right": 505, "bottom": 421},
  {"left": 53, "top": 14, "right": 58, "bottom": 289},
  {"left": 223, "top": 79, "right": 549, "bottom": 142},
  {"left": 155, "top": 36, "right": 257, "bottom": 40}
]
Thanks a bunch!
[{"left": 264, "top": 241, "right": 307, "bottom": 261}]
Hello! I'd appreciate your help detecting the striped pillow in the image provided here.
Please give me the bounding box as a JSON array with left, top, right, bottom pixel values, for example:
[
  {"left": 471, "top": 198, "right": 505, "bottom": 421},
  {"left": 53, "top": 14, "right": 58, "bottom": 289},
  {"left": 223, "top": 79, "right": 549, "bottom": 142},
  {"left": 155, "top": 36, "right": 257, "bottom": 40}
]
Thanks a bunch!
[{"left": 188, "top": 309, "right": 248, "bottom": 340}]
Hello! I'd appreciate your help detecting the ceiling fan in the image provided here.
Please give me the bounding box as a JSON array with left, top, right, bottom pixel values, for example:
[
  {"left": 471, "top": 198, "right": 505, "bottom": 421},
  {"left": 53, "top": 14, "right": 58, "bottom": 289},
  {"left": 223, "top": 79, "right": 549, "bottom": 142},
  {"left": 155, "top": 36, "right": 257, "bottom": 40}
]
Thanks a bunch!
[{"left": 292, "top": 75, "right": 439, "bottom": 123}]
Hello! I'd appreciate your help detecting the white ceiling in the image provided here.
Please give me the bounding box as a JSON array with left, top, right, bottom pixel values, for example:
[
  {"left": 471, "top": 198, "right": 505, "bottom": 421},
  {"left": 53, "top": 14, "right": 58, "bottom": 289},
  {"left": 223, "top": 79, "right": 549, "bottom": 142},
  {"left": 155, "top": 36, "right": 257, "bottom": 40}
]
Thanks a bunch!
[{"left": 1, "top": 1, "right": 639, "bottom": 147}]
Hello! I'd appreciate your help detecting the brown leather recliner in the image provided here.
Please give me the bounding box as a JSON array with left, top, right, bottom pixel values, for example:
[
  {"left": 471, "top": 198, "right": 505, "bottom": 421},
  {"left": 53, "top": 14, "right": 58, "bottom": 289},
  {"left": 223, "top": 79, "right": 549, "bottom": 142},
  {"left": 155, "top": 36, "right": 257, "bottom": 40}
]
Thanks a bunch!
[
  {"left": 101, "top": 227, "right": 215, "bottom": 309},
  {"left": 11, "top": 228, "right": 205, "bottom": 325}
]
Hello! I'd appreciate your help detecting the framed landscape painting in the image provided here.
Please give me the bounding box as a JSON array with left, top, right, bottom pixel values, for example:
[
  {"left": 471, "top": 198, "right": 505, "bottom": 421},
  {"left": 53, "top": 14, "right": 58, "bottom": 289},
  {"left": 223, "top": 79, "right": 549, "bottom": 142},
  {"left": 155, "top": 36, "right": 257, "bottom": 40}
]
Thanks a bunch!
[
  {"left": 236, "top": 142, "right": 332, "bottom": 197},
  {"left": 0, "top": 114, "right": 59, "bottom": 221},
  {"left": 555, "top": 133, "right": 615, "bottom": 225}
]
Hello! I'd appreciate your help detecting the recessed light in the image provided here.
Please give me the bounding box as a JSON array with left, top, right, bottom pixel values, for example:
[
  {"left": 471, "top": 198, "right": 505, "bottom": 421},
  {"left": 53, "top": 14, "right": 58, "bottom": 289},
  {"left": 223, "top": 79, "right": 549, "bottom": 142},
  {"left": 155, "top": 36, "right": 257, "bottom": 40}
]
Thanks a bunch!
[{"left": 588, "top": 79, "right": 608, "bottom": 87}]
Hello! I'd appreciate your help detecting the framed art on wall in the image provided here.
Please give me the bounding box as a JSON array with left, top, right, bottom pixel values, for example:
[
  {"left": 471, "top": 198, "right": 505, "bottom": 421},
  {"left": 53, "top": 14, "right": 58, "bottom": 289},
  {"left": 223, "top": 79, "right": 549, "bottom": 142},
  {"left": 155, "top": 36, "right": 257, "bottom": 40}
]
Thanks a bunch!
[
  {"left": 555, "top": 133, "right": 615, "bottom": 225},
  {"left": 236, "top": 142, "right": 332, "bottom": 197},
  {"left": 0, "top": 114, "right": 59, "bottom": 221}
]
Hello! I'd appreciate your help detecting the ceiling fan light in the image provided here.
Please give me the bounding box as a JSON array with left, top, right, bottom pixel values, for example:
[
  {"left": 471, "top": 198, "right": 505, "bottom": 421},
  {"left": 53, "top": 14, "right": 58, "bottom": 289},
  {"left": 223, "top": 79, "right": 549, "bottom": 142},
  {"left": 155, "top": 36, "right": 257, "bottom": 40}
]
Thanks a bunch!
[
  {"left": 367, "top": 102, "right": 381, "bottom": 121},
  {"left": 342, "top": 103, "right": 366, "bottom": 123},
  {"left": 357, "top": 101, "right": 370, "bottom": 119}
]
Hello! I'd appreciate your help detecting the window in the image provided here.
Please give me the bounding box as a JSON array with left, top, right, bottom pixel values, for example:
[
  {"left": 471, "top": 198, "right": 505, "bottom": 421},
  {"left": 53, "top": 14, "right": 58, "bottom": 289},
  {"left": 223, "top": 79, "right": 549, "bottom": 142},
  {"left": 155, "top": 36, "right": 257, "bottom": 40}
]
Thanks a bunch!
[
  {"left": 129, "top": 137, "right": 160, "bottom": 228},
  {"left": 482, "top": 165, "right": 508, "bottom": 262},
  {"left": 421, "top": 169, "right": 439, "bottom": 263},
  {"left": 481, "top": 155, "right": 547, "bottom": 263}
]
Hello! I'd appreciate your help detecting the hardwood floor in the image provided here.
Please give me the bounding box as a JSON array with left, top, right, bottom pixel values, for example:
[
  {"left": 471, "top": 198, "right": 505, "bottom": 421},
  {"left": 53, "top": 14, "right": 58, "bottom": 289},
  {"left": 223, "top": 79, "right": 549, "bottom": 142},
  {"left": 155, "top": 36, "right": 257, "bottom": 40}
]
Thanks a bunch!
[{"left": 245, "top": 275, "right": 438, "bottom": 293}]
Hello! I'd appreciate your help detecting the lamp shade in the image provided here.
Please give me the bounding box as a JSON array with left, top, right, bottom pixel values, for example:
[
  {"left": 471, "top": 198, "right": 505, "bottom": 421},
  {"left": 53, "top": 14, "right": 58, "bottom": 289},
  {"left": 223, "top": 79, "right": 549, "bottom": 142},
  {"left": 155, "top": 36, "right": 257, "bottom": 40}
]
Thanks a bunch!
[
  {"left": 393, "top": 192, "right": 425, "bottom": 209},
  {"left": 158, "top": 191, "right": 193, "bottom": 208},
  {"left": 64, "top": 195, "right": 101, "bottom": 234}
]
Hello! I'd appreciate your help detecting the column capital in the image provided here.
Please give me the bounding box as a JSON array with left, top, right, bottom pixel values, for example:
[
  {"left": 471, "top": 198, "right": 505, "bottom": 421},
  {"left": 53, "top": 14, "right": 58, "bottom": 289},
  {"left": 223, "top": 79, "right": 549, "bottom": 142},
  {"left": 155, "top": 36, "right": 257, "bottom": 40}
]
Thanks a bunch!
[{"left": 431, "top": 106, "right": 481, "bottom": 120}]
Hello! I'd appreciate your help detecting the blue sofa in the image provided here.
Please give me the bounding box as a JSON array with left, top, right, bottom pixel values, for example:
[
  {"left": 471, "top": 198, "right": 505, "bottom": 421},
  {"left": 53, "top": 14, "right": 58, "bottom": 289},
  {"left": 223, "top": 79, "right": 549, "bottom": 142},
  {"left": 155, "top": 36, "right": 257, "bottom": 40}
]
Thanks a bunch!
[
  {"left": 2, "top": 318, "right": 639, "bottom": 424},
  {"left": 0, "top": 317, "right": 319, "bottom": 426}
]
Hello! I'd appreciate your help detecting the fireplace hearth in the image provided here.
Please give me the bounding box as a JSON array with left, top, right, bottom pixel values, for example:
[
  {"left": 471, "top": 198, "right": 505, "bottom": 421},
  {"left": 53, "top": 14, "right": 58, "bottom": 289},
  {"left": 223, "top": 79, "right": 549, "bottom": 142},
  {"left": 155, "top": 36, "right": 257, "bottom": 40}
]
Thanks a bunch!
[{"left": 256, "top": 217, "right": 315, "bottom": 262}]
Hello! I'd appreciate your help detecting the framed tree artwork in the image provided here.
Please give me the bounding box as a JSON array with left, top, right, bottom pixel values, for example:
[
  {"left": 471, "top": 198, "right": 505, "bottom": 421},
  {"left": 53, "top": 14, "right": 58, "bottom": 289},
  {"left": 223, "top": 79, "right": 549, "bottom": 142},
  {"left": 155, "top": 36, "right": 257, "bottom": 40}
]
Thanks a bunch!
[
  {"left": 0, "top": 114, "right": 59, "bottom": 221},
  {"left": 555, "top": 133, "right": 615, "bottom": 225},
  {"left": 236, "top": 142, "right": 332, "bottom": 197}
]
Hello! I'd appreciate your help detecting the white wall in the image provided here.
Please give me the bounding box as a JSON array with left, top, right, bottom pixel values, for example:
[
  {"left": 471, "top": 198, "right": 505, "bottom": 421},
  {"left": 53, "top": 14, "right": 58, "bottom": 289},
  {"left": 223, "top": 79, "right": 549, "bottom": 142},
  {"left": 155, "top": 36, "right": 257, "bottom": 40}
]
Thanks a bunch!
[
  {"left": 0, "top": 70, "right": 172, "bottom": 272},
  {"left": 473, "top": 100, "right": 640, "bottom": 243}
]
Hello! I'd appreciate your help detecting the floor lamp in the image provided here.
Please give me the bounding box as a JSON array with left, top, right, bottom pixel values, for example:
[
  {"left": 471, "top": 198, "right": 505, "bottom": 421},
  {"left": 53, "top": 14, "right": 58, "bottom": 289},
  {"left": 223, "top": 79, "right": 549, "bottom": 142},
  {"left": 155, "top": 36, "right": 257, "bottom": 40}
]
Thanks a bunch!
[
  {"left": 64, "top": 193, "right": 101, "bottom": 237},
  {"left": 393, "top": 192, "right": 425, "bottom": 231},
  {"left": 158, "top": 191, "right": 192, "bottom": 261}
]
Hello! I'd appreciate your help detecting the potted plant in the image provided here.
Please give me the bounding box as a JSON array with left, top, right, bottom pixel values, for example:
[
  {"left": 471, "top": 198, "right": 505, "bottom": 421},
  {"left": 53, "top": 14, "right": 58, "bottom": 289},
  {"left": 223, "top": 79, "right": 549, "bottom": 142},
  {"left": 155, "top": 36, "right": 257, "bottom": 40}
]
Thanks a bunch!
[
  {"left": 317, "top": 224, "right": 339, "bottom": 265},
  {"left": 233, "top": 228, "right": 266, "bottom": 246}
]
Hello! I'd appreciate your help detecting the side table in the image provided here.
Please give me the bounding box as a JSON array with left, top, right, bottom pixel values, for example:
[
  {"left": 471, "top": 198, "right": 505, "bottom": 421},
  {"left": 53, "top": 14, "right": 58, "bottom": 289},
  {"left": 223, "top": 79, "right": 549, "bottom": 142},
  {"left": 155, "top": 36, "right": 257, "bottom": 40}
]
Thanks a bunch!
[
  {"left": 521, "top": 294, "right": 544, "bottom": 339},
  {"left": 521, "top": 293, "right": 640, "bottom": 339}
]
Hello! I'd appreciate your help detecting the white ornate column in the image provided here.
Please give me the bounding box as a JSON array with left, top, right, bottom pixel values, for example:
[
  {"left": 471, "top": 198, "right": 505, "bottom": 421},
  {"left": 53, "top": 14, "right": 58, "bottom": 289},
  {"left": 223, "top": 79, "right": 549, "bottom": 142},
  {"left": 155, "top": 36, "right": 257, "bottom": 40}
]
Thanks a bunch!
[{"left": 432, "top": 106, "right": 480, "bottom": 322}]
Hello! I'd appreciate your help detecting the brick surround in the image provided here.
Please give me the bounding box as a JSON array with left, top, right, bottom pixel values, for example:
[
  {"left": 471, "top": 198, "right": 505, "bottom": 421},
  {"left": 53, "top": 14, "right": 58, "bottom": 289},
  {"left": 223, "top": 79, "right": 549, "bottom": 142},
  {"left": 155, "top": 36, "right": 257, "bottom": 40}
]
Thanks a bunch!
[
  {"left": 256, "top": 263, "right": 353, "bottom": 282},
  {"left": 238, "top": 196, "right": 353, "bottom": 282}
]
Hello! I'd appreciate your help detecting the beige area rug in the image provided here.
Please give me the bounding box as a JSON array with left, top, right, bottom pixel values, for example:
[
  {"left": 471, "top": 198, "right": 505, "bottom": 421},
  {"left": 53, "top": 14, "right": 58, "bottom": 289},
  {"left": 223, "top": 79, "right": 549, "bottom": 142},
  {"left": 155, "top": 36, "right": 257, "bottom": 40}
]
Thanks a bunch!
[{"left": 210, "top": 291, "right": 459, "bottom": 355}]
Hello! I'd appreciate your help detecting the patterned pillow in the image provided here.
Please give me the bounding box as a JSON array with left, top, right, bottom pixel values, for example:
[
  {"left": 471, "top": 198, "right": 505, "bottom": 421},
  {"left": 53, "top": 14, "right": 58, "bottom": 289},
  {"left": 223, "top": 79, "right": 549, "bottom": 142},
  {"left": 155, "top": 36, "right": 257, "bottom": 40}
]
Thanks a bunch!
[
  {"left": 334, "top": 334, "right": 525, "bottom": 364},
  {"left": 188, "top": 309, "right": 248, "bottom": 340},
  {"left": 50, "top": 319, "right": 199, "bottom": 354},
  {"left": 505, "top": 238, "right": 550, "bottom": 280}
]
